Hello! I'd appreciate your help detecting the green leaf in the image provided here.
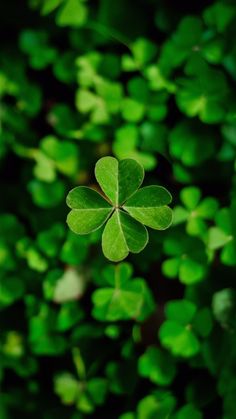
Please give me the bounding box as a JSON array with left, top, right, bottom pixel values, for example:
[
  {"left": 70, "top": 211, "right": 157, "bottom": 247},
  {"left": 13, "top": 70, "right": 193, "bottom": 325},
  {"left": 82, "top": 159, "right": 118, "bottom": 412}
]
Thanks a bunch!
[
  {"left": 193, "top": 308, "right": 213, "bottom": 338},
  {"left": 162, "top": 233, "right": 208, "bottom": 284},
  {"left": 41, "top": 0, "right": 64, "bottom": 15},
  {"left": 159, "top": 320, "right": 200, "bottom": 358},
  {"left": 113, "top": 124, "right": 157, "bottom": 171},
  {"left": 56, "top": 0, "right": 88, "bottom": 27},
  {"left": 203, "top": 3, "right": 236, "bottom": 33},
  {"left": 60, "top": 231, "right": 89, "bottom": 265},
  {"left": 137, "top": 392, "right": 176, "bottom": 419},
  {"left": 176, "top": 67, "right": 228, "bottom": 124},
  {"left": 169, "top": 121, "right": 215, "bottom": 167},
  {"left": 28, "top": 179, "right": 65, "bottom": 208},
  {"left": 208, "top": 227, "right": 230, "bottom": 250},
  {"left": 76, "top": 89, "right": 98, "bottom": 113},
  {"left": 161, "top": 257, "right": 180, "bottom": 278},
  {"left": 66, "top": 186, "right": 112, "bottom": 234},
  {"left": 66, "top": 157, "right": 172, "bottom": 261},
  {"left": 95, "top": 156, "right": 144, "bottom": 205},
  {"left": 92, "top": 280, "right": 150, "bottom": 322},
  {"left": 121, "top": 98, "right": 145, "bottom": 122},
  {"left": 131, "top": 38, "right": 158, "bottom": 67},
  {"left": 40, "top": 136, "right": 79, "bottom": 177},
  {"left": 54, "top": 372, "right": 80, "bottom": 404},
  {"left": 124, "top": 186, "right": 173, "bottom": 230},
  {"left": 165, "top": 300, "right": 197, "bottom": 325},
  {"left": 87, "top": 378, "right": 108, "bottom": 406},
  {"left": 138, "top": 346, "right": 176, "bottom": 386},
  {"left": 180, "top": 187, "right": 201, "bottom": 210},
  {"left": 176, "top": 404, "right": 203, "bottom": 419},
  {"left": 102, "top": 210, "right": 148, "bottom": 262},
  {"left": 0, "top": 277, "right": 25, "bottom": 308},
  {"left": 56, "top": 302, "right": 84, "bottom": 331},
  {"left": 37, "top": 223, "right": 65, "bottom": 258},
  {"left": 102, "top": 262, "right": 133, "bottom": 287},
  {"left": 19, "top": 30, "right": 57, "bottom": 70},
  {"left": 92, "top": 263, "right": 154, "bottom": 321}
]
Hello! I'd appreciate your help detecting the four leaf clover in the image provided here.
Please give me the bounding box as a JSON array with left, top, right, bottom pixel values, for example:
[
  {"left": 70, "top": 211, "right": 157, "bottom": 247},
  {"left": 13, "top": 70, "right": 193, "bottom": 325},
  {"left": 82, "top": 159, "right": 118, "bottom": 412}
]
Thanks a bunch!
[{"left": 66, "top": 156, "right": 173, "bottom": 261}]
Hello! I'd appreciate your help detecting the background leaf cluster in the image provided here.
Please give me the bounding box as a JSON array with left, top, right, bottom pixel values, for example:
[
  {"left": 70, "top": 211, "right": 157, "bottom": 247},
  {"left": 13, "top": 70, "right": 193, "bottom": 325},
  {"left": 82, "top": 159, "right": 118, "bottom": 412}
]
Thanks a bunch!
[{"left": 1, "top": 0, "right": 236, "bottom": 418}]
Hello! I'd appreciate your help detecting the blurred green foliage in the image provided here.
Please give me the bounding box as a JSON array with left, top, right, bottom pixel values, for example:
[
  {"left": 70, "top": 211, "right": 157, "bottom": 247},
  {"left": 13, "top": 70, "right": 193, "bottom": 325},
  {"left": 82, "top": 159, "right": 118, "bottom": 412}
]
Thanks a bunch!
[{"left": 1, "top": 0, "right": 236, "bottom": 418}]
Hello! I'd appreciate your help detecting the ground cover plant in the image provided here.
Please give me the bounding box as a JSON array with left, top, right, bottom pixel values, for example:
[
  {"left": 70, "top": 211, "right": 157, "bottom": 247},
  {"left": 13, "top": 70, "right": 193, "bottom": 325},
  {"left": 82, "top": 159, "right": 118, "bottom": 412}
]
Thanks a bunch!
[{"left": 1, "top": 0, "right": 236, "bottom": 418}]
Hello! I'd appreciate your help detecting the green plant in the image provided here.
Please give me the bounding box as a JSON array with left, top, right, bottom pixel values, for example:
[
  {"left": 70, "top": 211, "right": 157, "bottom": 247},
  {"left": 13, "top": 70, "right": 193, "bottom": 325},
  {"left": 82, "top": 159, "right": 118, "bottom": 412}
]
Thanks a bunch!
[
  {"left": 1, "top": 0, "right": 236, "bottom": 418},
  {"left": 66, "top": 156, "right": 173, "bottom": 261}
]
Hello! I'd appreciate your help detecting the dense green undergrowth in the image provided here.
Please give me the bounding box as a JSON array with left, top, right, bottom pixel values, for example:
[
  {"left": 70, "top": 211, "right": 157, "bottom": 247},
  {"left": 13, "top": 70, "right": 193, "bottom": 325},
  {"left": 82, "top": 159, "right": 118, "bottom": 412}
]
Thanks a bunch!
[{"left": 1, "top": 0, "right": 236, "bottom": 418}]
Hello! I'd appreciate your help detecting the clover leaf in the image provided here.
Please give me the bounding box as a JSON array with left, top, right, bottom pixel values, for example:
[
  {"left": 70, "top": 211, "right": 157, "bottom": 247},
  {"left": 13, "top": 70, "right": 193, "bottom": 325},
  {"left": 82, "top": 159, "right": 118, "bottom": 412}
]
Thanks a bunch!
[
  {"left": 33, "top": 135, "right": 79, "bottom": 182},
  {"left": 158, "top": 16, "right": 203, "bottom": 75},
  {"left": 169, "top": 121, "right": 216, "bottom": 167},
  {"left": 54, "top": 372, "right": 107, "bottom": 413},
  {"left": 122, "top": 37, "right": 158, "bottom": 71},
  {"left": 29, "top": 304, "right": 67, "bottom": 355},
  {"left": 176, "top": 66, "right": 229, "bottom": 124},
  {"left": 28, "top": 179, "right": 66, "bottom": 208},
  {"left": 162, "top": 231, "right": 208, "bottom": 284},
  {"left": 159, "top": 300, "right": 212, "bottom": 358},
  {"left": 66, "top": 156, "right": 173, "bottom": 262},
  {"left": 113, "top": 124, "right": 157, "bottom": 171},
  {"left": 136, "top": 391, "right": 176, "bottom": 419},
  {"left": 174, "top": 186, "right": 219, "bottom": 238},
  {"left": 138, "top": 346, "right": 176, "bottom": 386},
  {"left": 91, "top": 263, "right": 155, "bottom": 321},
  {"left": 19, "top": 30, "right": 57, "bottom": 70},
  {"left": 203, "top": 2, "right": 236, "bottom": 33}
]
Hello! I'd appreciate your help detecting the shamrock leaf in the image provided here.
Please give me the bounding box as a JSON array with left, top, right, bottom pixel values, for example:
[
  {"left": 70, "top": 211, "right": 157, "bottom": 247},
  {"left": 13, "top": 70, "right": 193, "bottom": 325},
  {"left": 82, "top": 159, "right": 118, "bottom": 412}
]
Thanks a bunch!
[
  {"left": 66, "top": 156, "right": 172, "bottom": 262},
  {"left": 136, "top": 391, "right": 176, "bottom": 419},
  {"left": 37, "top": 223, "right": 65, "bottom": 258},
  {"left": 33, "top": 135, "right": 79, "bottom": 182},
  {"left": 54, "top": 372, "right": 107, "bottom": 413},
  {"left": 113, "top": 124, "right": 157, "bottom": 171},
  {"left": 29, "top": 304, "right": 67, "bottom": 355},
  {"left": 91, "top": 263, "right": 155, "bottom": 321},
  {"left": 75, "top": 58, "right": 123, "bottom": 125},
  {"left": 19, "top": 30, "right": 57, "bottom": 70},
  {"left": 176, "top": 66, "right": 229, "bottom": 124},
  {"left": 169, "top": 121, "right": 216, "bottom": 167},
  {"left": 138, "top": 346, "right": 176, "bottom": 386},
  {"left": 158, "top": 16, "right": 203, "bottom": 76},
  {"left": 203, "top": 2, "right": 236, "bottom": 33},
  {"left": 173, "top": 186, "right": 219, "bottom": 238},
  {"left": 122, "top": 37, "right": 158, "bottom": 71},
  {"left": 162, "top": 231, "right": 208, "bottom": 284},
  {"left": 159, "top": 300, "right": 212, "bottom": 358},
  {"left": 28, "top": 179, "right": 65, "bottom": 208}
]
